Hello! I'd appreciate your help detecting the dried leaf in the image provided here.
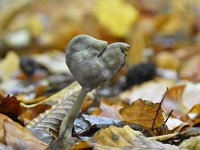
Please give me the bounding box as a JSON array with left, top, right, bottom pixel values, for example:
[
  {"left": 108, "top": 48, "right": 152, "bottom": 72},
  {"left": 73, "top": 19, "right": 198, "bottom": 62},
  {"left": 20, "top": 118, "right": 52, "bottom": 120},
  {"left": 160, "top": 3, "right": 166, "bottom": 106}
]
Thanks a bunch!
[
  {"left": 165, "top": 117, "right": 183, "bottom": 131},
  {"left": 119, "top": 99, "right": 164, "bottom": 129},
  {"left": 0, "top": 113, "right": 47, "bottom": 150},
  {"left": 119, "top": 79, "right": 174, "bottom": 103},
  {"left": 97, "top": 99, "right": 128, "bottom": 120},
  {"left": 93, "top": 125, "right": 179, "bottom": 149},
  {"left": 26, "top": 82, "right": 94, "bottom": 143},
  {"left": 0, "top": 95, "right": 23, "bottom": 121},
  {"left": 181, "top": 82, "right": 200, "bottom": 113}
]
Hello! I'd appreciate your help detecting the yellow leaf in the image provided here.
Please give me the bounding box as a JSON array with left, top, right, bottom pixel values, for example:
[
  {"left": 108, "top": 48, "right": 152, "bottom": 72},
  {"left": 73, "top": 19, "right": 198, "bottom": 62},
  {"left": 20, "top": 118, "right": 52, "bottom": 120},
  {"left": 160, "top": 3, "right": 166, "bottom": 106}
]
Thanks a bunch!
[
  {"left": 94, "top": 0, "right": 139, "bottom": 37},
  {"left": 119, "top": 99, "right": 164, "bottom": 129}
]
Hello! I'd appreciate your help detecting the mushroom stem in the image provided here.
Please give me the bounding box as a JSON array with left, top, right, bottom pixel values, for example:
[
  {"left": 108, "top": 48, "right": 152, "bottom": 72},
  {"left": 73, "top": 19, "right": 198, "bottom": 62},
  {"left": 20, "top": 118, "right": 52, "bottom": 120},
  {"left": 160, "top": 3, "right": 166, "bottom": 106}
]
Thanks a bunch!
[
  {"left": 46, "top": 88, "right": 88, "bottom": 150},
  {"left": 59, "top": 88, "right": 88, "bottom": 136}
]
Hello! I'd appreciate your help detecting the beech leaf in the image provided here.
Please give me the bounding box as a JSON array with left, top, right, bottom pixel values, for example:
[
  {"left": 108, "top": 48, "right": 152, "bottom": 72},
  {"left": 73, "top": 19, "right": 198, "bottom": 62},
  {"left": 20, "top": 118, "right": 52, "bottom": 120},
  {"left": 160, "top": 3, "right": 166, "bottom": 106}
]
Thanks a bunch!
[{"left": 119, "top": 99, "right": 165, "bottom": 129}]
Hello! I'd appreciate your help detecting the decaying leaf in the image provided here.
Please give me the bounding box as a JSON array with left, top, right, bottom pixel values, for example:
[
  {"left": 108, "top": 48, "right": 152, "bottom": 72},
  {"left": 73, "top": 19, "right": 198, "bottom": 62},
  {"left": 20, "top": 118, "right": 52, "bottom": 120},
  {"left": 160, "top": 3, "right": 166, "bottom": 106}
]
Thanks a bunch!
[
  {"left": 0, "top": 113, "right": 47, "bottom": 150},
  {"left": 26, "top": 82, "right": 94, "bottom": 143},
  {"left": 93, "top": 125, "right": 179, "bottom": 149},
  {"left": 119, "top": 99, "right": 164, "bottom": 129}
]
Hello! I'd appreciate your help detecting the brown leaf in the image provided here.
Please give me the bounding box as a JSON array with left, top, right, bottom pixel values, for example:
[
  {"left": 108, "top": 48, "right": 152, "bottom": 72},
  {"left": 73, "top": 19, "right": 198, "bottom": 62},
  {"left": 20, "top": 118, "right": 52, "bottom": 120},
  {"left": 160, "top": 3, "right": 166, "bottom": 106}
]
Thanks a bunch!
[
  {"left": 0, "top": 113, "right": 47, "bottom": 150},
  {"left": 93, "top": 125, "right": 179, "bottom": 149},
  {"left": 119, "top": 99, "right": 164, "bottom": 129},
  {"left": 4, "top": 120, "right": 47, "bottom": 150},
  {"left": 0, "top": 95, "right": 23, "bottom": 121}
]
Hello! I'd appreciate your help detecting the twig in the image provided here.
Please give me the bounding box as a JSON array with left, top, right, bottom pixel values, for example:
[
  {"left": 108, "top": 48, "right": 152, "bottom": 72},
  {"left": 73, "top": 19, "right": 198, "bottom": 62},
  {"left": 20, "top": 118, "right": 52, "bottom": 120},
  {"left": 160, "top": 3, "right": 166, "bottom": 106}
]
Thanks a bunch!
[
  {"left": 152, "top": 88, "right": 168, "bottom": 130},
  {"left": 149, "top": 130, "right": 200, "bottom": 143},
  {"left": 164, "top": 110, "right": 174, "bottom": 125}
]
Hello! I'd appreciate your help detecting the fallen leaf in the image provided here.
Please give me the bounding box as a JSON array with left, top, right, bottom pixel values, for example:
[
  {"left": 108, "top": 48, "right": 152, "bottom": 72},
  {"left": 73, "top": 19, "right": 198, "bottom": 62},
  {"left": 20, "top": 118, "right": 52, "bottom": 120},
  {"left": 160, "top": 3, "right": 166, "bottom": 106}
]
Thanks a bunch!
[
  {"left": 0, "top": 95, "right": 23, "bottom": 122},
  {"left": 119, "top": 79, "right": 174, "bottom": 103},
  {"left": 0, "top": 113, "right": 47, "bottom": 150},
  {"left": 165, "top": 117, "right": 183, "bottom": 131},
  {"left": 4, "top": 120, "right": 47, "bottom": 150},
  {"left": 97, "top": 99, "right": 128, "bottom": 120},
  {"left": 93, "top": 125, "right": 179, "bottom": 149},
  {"left": 119, "top": 99, "right": 164, "bottom": 129},
  {"left": 181, "top": 82, "right": 200, "bottom": 113}
]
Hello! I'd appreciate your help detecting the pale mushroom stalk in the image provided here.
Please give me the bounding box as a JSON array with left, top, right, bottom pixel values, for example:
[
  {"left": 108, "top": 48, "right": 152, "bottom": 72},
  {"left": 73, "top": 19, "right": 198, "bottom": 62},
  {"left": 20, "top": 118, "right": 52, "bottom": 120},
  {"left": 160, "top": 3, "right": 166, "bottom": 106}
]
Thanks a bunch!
[
  {"left": 59, "top": 88, "right": 87, "bottom": 137},
  {"left": 47, "top": 35, "right": 129, "bottom": 150}
]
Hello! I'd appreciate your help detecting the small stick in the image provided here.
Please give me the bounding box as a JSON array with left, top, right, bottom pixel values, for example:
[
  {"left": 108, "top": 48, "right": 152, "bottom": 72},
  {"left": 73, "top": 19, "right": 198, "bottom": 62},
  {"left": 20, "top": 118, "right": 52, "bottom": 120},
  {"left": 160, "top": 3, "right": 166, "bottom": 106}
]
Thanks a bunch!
[
  {"left": 164, "top": 110, "right": 174, "bottom": 125},
  {"left": 149, "top": 130, "right": 200, "bottom": 142},
  {"left": 152, "top": 88, "right": 168, "bottom": 130}
]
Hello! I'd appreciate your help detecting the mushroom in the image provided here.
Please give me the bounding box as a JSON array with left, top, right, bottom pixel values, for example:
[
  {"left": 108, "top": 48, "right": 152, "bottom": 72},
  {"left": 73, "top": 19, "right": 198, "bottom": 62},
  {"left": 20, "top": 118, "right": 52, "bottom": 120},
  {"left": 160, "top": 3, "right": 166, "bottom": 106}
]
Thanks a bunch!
[{"left": 47, "top": 35, "right": 129, "bottom": 150}]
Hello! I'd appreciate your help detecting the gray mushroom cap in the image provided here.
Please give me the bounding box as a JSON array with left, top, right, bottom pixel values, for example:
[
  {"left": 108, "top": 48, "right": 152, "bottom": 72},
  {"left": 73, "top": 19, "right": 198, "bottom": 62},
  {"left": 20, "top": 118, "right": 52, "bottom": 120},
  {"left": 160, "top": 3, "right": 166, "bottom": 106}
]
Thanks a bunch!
[{"left": 65, "top": 35, "right": 130, "bottom": 92}]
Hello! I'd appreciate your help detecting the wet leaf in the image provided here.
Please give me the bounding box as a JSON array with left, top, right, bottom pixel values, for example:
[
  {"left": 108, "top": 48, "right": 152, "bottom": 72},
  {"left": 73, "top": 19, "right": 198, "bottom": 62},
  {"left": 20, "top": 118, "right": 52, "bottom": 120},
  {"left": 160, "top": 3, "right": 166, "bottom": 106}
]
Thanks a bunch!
[{"left": 119, "top": 99, "right": 164, "bottom": 129}]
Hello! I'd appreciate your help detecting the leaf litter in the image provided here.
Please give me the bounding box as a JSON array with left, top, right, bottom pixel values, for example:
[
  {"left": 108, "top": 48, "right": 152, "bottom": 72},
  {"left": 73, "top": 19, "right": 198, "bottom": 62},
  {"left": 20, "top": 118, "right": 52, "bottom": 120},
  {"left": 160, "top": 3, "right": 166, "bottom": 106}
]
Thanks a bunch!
[{"left": 1, "top": 0, "right": 200, "bottom": 149}]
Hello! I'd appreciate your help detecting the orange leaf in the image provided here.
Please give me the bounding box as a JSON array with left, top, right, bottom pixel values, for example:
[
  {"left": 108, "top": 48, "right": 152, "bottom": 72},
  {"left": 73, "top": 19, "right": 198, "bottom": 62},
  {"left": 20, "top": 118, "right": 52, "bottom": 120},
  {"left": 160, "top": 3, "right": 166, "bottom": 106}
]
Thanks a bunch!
[{"left": 119, "top": 99, "right": 164, "bottom": 129}]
